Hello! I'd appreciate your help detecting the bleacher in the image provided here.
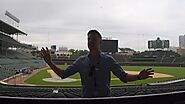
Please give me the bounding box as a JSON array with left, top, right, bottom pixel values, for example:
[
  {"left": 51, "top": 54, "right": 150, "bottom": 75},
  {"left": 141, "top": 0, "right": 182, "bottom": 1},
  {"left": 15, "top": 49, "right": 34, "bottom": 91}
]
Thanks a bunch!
[
  {"left": 174, "top": 57, "right": 185, "bottom": 64},
  {"left": 111, "top": 54, "right": 131, "bottom": 62},
  {"left": 0, "top": 20, "right": 46, "bottom": 81},
  {"left": 131, "top": 50, "right": 181, "bottom": 63},
  {"left": 0, "top": 58, "right": 45, "bottom": 80},
  {"left": 0, "top": 42, "right": 46, "bottom": 80}
]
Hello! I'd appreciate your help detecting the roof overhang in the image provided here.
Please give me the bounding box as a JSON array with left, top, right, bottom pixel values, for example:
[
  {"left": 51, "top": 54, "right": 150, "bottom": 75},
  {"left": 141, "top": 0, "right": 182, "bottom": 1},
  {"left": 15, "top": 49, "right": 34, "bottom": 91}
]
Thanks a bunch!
[{"left": 0, "top": 20, "right": 27, "bottom": 35}]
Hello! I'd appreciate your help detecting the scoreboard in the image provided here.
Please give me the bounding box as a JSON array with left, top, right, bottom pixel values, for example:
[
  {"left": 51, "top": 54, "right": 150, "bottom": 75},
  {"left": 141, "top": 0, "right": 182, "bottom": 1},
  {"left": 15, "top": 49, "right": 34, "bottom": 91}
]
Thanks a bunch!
[
  {"left": 148, "top": 37, "right": 169, "bottom": 49},
  {"left": 100, "top": 40, "right": 118, "bottom": 53}
]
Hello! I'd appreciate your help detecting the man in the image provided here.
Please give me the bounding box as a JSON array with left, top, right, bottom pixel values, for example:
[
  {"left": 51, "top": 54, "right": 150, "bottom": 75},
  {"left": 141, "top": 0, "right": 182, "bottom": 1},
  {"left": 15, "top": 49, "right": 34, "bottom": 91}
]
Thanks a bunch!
[{"left": 40, "top": 30, "right": 154, "bottom": 98}]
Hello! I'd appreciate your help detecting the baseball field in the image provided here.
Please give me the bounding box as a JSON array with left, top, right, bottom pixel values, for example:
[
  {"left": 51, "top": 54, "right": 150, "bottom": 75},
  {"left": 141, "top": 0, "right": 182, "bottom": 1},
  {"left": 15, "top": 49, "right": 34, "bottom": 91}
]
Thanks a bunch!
[{"left": 24, "top": 65, "right": 185, "bottom": 86}]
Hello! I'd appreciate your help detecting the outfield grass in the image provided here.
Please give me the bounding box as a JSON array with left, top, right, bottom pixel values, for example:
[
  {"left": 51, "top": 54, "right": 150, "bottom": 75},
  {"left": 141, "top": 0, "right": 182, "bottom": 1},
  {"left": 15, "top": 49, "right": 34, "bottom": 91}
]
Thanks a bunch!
[{"left": 24, "top": 65, "right": 185, "bottom": 86}]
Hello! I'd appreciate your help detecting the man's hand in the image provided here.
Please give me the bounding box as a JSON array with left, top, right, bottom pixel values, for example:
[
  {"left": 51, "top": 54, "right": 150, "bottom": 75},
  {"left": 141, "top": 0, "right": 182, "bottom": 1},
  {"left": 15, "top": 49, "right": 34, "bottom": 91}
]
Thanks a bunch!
[
  {"left": 137, "top": 68, "right": 154, "bottom": 80},
  {"left": 40, "top": 47, "right": 64, "bottom": 78},
  {"left": 40, "top": 47, "right": 52, "bottom": 64}
]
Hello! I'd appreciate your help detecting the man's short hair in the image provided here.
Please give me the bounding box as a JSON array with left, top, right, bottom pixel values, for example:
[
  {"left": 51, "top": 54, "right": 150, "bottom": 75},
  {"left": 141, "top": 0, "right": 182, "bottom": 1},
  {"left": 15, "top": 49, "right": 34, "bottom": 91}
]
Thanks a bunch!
[{"left": 87, "top": 30, "right": 102, "bottom": 39}]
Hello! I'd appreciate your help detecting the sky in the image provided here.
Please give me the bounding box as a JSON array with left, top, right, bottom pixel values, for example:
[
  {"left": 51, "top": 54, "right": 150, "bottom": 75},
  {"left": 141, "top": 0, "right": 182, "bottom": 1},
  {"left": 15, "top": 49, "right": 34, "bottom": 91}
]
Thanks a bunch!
[{"left": 0, "top": 0, "right": 185, "bottom": 51}]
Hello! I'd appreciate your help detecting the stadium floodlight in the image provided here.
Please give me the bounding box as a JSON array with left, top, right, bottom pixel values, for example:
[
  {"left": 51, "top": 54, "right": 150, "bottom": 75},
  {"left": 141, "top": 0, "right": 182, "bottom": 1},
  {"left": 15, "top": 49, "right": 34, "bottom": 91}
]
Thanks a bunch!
[{"left": 5, "top": 11, "right": 20, "bottom": 23}]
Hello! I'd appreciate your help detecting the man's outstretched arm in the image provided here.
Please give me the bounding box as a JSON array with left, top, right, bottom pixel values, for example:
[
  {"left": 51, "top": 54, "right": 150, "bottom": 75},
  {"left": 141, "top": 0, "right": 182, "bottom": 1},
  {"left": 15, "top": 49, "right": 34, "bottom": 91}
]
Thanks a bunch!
[
  {"left": 125, "top": 68, "right": 154, "bottom": 82},
  {"left": 40, "top": 47, "right": 64, "bottom": 78}
]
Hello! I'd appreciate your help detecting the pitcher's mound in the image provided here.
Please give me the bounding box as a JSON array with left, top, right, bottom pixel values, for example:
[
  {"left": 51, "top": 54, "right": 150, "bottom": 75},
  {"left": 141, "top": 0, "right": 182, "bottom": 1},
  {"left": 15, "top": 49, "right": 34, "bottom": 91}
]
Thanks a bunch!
[{"left": 43, "top": 78, "right": 78, "bottom": 82}]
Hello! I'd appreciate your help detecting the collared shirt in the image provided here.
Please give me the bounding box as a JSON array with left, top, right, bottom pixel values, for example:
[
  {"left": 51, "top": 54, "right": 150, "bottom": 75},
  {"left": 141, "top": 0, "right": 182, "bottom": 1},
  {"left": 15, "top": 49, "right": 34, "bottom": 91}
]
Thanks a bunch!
[{"left": 61, "top": 53, "right": 127, "bottom": 97}]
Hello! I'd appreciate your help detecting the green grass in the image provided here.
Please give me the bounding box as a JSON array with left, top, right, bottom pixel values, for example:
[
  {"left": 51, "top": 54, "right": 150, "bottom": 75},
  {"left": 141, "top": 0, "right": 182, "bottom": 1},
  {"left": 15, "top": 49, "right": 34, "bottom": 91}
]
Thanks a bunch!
[{"left": 24, "top": 65, "right": 185, "bottom": 86}]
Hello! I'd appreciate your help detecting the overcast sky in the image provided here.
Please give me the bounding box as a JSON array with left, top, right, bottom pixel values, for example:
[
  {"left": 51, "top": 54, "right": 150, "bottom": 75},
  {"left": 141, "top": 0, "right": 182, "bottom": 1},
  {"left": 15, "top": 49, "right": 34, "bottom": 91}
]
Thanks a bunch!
[{"left": 1, "top": 0, "right": 185, "bottom": 51}]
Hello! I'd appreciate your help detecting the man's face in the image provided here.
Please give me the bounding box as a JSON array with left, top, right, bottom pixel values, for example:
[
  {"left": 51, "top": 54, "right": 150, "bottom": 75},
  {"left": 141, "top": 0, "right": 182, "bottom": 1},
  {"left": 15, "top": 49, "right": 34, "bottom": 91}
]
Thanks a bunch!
[{"left": 88, "top": 33, "right": 101, "bottom": 51}]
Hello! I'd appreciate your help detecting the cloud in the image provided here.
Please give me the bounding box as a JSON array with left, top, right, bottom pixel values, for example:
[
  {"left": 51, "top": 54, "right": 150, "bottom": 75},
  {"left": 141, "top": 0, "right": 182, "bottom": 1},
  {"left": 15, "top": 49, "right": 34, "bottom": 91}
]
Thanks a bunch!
[{"left": 1, "top": 0, "right": 185, "bottom": 51}]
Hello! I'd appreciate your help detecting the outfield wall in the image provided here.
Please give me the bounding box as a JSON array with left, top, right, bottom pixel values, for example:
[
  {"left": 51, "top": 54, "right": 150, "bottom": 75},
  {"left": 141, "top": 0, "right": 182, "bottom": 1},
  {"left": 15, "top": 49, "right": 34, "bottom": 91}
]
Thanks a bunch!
[
  {"left": 119, "top": 62, "right": 185, "bottom": 67},
  {"left": 52, "top": 58, "right": 185, "bottom": 67}
]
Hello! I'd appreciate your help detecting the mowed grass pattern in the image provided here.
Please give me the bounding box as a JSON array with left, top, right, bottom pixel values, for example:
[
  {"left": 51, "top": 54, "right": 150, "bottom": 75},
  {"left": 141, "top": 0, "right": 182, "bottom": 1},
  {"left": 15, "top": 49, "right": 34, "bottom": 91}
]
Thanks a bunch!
[{"left": 24, "top": 65, "right": 185, "bottom": 86}]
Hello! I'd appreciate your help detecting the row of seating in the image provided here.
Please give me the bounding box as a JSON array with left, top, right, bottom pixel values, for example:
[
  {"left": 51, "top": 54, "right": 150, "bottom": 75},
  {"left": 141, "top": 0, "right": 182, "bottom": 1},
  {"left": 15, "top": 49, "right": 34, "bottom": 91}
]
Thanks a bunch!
[
  {"left": 1, "top": 78, "right": 185, "bottom": 98},
  {"left": 0, "top": 58, "right": 46, "bottom": 80}
]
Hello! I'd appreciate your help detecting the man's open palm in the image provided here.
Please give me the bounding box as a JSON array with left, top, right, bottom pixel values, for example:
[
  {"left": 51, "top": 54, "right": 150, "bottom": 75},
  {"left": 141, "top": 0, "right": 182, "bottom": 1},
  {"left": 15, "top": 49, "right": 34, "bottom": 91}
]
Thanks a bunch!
[
  {"left": 40, "top": 47, "right": 51, "bottom": 64},
  {"left": 138, "top": 68, "right": 154, "bottom": 80}
]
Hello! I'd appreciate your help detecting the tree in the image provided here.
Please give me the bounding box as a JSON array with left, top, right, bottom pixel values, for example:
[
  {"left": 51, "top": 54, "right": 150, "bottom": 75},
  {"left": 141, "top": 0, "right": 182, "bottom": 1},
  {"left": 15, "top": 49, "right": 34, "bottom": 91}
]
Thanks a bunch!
[
  {"left": 70, "top": 49, "right": 89, "bottom": 59},
  {"left": 68, "top": 49, "right": 75, "bottom": 54}
]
